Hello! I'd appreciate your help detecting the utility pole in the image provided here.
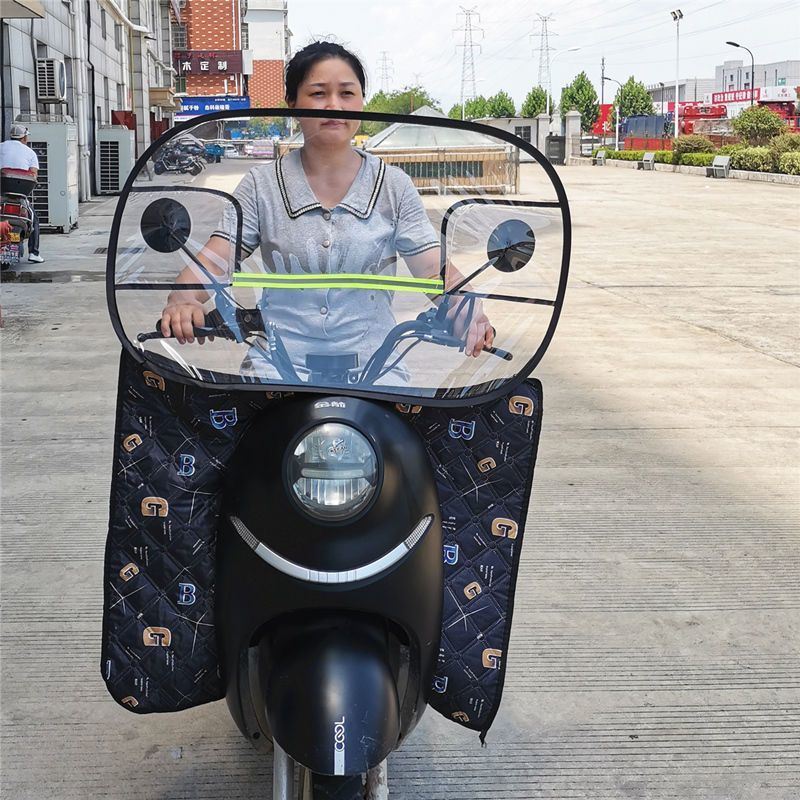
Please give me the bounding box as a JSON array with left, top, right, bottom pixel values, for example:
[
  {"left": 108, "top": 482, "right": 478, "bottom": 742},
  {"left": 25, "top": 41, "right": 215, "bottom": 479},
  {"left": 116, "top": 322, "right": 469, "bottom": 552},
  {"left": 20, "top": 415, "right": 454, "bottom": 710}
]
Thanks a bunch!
[
  {"left": 455, "top": 6, "right": 483, "bottom": 120},
  {"left": 671, "top": 9, "right": 683, "bottom": 139},
  {"left": 601, "top": 56, "right": 605, "bottom": 107},
  {"left": 377, "top": 51, "right": 394, "bottom": 94}
]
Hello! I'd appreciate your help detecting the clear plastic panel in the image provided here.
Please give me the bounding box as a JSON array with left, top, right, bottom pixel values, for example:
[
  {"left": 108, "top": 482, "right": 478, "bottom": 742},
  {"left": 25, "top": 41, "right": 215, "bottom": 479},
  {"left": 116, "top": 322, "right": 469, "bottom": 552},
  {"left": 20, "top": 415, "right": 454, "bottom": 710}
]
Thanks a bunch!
[{"left": 109, "top": 111, "right": 569, "bottom": 401}]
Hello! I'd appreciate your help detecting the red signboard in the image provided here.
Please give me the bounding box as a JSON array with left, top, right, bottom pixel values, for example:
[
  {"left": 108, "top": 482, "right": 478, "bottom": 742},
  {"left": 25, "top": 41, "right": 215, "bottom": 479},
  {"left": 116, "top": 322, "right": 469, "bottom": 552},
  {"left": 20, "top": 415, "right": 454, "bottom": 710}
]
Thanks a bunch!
[
  {"left": 592, "top": 104, "right": 613, "bottom": 136},
  {"left": 174, "top": 50, "right": 244, "bottom": 76},
  {"left": 712, "top": 88, "right": 761, "bottom": 104}
]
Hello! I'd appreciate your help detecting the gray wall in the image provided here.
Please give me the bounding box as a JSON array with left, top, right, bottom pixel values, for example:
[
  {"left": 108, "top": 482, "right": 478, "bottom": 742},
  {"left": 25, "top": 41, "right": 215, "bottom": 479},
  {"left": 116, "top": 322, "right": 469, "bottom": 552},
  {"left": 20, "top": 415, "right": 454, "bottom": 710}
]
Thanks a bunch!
[{"left": 715, "top": 59, "right": 800, "bottom": 91}]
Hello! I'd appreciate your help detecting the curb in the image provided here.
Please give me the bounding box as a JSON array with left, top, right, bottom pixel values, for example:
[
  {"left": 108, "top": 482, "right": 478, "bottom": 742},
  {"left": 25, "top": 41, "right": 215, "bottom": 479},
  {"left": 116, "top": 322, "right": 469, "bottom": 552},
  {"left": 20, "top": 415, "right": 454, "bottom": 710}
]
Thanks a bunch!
[{"left": 569, "top": 156, "right": 800, "bottom": 185}]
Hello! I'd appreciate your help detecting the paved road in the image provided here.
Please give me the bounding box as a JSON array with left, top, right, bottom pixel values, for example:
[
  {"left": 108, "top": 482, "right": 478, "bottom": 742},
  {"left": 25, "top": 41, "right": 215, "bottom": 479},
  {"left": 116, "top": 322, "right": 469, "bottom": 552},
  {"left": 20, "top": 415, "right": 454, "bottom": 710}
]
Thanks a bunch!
[{"left": 1, "top": 165, "right": 798, "bottom": 799}]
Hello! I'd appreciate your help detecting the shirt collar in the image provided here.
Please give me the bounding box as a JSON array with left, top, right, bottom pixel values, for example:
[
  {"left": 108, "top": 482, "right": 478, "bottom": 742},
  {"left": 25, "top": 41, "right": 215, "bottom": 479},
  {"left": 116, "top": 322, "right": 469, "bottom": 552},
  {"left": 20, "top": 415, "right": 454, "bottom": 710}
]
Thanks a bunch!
[{"left": 276, "top": 149, "right": 385, "bottom": 220}]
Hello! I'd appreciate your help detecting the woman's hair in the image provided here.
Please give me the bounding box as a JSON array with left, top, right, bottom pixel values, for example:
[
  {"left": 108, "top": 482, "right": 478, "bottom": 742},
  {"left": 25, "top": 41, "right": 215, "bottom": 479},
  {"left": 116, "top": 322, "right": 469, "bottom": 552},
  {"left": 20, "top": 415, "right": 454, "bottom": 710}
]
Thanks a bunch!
[{"left": 285, "top": 41, "right": 367, "bottom": 103}]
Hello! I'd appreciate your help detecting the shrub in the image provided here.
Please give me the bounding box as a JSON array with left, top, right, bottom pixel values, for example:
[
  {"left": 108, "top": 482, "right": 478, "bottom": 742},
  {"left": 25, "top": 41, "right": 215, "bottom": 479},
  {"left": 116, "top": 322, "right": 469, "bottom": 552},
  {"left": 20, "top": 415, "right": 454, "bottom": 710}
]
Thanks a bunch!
[
  {"left": 653, "top": 151, "right": 673, "bottom": 164},
  {"left": 730, "top": 146, "right": 776, "bottom": 172},
  {"left": 778, "top": 151, "right": 800, "bottom": 175},
  {"left": 607, "top": 150, "right": 644, "bottom": 161},
  {"left": 769, "top": 132, "right": 800, "bottom": 158},
  {"left": 731, "top": 105, "right": 786, "bottom": 145},
  {"left": 717, "top": 143, "right": 744, "bottom": 155},
  {"left": 672, "top": 134, "right": 715, "bottom": 164},
  {"left": 680, "top": 152, "right": 717, "bottom": 167}
]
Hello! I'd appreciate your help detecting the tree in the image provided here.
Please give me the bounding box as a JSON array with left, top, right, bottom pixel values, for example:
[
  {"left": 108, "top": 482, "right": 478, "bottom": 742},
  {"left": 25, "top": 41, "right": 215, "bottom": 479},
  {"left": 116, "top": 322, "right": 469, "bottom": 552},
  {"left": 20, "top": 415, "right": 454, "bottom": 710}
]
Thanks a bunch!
[
  {"left": 448, "top": 103, "right": 464, "bottom": 120},
  {"left": 559, "top": 71, "right": 600, "bottom": 132},
  {"left": 486, "top": 90, "right": 516, "bottom": 118},
  {"left": 608, "top": 76, "right": 654, "bottom": 125},
  {"left": 520, "top": 86, "right": 552, "bottom": 118},
  {"left": 463, "top": 95, "right": 490, "bottom": 120},
  {"left": 732, "top": 104, "right": 787, "bottom": 145},
  {"left": 361, "top": 86, "right": 443, "bottom": 134}
]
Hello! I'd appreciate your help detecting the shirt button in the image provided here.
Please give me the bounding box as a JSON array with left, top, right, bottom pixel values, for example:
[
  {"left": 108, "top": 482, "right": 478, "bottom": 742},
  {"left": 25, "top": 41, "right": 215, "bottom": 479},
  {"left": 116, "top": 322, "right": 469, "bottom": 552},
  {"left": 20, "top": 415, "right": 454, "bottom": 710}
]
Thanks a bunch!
[
  {"left": 320, "top": 306, "right": 328, "bottom": 315},
  {"left": 322, "top": 239, "right": 331, "bottom": 248},
  {"left": 322, "top": 211, "right": 331, "bottom": 221}
]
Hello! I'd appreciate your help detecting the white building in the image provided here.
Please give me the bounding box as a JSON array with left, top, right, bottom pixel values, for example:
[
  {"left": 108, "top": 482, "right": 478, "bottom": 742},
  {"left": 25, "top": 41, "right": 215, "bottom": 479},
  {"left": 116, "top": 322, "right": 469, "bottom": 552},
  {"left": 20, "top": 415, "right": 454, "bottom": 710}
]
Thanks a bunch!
[
  {"left": 646, "top": 78, "right": 716, "bottom": 109},
  {"left": 1, "top": 0, "right": 177, "bottom": 200},
  {"left": 715, "top": 59, "right": 800, "bottom": 93}
]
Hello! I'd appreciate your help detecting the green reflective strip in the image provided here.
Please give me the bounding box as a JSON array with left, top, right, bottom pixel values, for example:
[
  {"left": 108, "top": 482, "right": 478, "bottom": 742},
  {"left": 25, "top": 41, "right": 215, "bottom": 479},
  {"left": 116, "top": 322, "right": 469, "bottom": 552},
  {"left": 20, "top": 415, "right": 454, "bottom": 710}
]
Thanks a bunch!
[{"left": 232, "top": 273, "right": 444, "bottom": 293}]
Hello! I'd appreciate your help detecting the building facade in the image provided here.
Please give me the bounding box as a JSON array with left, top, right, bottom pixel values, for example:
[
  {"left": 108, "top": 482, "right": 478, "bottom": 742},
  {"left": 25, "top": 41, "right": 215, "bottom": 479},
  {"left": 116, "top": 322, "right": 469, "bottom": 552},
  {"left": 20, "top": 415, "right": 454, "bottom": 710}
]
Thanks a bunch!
[
  {"left": 245, "top": 0, "right": 291, "bottom": 108},
  {"left": 170, "top": 0, "right": 289, "bottom": 121},
  {"left": 1, "top": 0, "right": 177, "bottom": 199}
]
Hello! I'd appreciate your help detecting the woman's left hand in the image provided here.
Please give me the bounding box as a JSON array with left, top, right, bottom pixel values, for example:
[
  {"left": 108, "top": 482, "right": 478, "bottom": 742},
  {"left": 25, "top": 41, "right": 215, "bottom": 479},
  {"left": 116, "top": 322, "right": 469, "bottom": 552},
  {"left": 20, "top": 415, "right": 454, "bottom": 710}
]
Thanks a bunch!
[{"left": 449, "top": 299, "right": 495, "bottom": 358}]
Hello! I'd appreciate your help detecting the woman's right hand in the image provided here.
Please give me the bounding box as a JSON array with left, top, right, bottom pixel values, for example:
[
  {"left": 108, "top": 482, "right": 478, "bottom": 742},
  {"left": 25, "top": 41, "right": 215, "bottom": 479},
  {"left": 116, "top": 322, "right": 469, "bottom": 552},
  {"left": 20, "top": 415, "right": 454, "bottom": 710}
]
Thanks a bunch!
[{"left": 160, "top": 295, "right": 208, "bottom": 344}]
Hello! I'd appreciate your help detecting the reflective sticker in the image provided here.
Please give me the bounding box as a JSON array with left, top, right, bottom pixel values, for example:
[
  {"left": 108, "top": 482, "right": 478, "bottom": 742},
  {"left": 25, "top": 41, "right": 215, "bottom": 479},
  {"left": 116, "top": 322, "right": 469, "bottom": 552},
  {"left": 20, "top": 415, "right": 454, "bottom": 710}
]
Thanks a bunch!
[{"left": 232, "top": 272, "right": 444, "bottom": 295}]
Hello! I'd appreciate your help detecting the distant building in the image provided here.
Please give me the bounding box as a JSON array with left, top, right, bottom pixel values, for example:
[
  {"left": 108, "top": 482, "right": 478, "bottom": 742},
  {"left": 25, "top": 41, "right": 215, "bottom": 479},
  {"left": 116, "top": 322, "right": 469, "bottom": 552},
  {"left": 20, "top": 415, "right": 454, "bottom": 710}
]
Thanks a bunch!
[
  {"left": 646, "top": 78, "right": 716, "bottom": 110},
  {"left": 715, "top": 59, "right": 800, "bottom": 93}
]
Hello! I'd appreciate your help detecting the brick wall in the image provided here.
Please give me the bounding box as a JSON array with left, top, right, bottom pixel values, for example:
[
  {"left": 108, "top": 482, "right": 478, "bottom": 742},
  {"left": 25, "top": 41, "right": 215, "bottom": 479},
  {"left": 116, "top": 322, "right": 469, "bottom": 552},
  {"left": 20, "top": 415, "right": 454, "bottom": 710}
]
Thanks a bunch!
[
  {"left": 250, "top": 60, "right": 285, "bottom": 107},
  {"left": 180, "top": 0, "right": 239, "bottom": 49},
  {"left": 186, "top": 74, "right": 229, "bottom": 96}
]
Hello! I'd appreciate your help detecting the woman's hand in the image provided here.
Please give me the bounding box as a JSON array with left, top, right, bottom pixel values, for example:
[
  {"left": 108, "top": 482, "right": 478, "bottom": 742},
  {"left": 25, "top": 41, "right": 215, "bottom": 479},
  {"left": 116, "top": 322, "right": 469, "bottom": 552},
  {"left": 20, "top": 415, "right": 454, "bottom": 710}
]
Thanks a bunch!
[
  {"left": 448, "top": 298, "right": 495, "bottom": 358},
  {"left": 160, "top": 293, "right": 209, "bottom": 344}
]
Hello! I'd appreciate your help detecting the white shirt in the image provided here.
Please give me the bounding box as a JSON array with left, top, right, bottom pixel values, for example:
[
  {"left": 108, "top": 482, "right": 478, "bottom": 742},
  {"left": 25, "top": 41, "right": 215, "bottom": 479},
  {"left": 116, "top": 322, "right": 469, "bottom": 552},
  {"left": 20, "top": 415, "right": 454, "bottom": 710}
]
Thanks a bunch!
[{"left": 0, "top": 139, "right": 39, "bottom": 171}]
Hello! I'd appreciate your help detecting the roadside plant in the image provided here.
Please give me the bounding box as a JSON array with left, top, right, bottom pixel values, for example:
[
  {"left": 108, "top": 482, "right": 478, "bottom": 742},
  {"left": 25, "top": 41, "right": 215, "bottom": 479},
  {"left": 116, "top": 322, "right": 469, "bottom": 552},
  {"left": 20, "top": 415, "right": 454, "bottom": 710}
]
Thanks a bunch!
[
  {"left": 608, "top": 76, "right": 655, "bottom": 126},
  {"left": 769, "top": 132, "right": 800, "bottom": 158},
  {"left": 679, "top": 152, "right": 717, "bottom": 167},
  {"left": 778, "top": 151, "right": 800, "bottom": 175},
  {"left": 730, "top": 146, "right": 777, "bottom": 172},
  {"left": 672, "top": 134, "right": 715, "bottom": 164},
  {"left": 731, "top": 105, "right": 786, "bottom": 145}
]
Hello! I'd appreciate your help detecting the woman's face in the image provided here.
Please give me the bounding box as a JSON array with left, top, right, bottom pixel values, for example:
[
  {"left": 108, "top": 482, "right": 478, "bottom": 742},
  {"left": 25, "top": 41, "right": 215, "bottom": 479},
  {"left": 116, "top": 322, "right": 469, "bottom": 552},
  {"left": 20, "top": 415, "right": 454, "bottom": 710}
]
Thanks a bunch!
[{"left": 290, "top": 57, "right": 364, "bottom": 145}]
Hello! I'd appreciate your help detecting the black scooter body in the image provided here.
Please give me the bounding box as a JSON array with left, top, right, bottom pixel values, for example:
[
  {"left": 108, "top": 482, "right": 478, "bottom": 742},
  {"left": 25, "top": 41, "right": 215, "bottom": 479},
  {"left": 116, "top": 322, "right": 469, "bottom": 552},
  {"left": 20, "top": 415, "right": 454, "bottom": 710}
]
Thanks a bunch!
[{"left": 216, "top": 395, "right": 443, "bottom": 776}]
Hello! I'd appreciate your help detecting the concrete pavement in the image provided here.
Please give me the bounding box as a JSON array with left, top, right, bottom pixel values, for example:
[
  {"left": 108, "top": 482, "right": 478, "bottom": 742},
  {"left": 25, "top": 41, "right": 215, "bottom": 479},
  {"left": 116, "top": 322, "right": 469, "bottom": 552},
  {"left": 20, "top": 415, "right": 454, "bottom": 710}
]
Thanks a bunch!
[{"left": 1, "top": 165, "right": 798, "bottom": 799}]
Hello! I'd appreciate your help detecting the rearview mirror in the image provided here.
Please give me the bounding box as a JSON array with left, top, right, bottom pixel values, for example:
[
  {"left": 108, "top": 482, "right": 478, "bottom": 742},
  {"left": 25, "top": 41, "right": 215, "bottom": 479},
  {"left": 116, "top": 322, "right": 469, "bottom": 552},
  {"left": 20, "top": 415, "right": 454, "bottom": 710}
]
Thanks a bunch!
[
  {"left": 140, "top": 197, "right": 192, "bottom": 253},
  {"left": 487, "top": 219, "right": 536, "bottom": 273}
]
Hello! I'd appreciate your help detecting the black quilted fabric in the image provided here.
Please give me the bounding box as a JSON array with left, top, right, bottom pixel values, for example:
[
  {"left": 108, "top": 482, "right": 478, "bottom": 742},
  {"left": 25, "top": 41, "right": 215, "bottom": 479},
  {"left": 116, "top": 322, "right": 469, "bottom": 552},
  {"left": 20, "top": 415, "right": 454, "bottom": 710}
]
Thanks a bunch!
[{"left": 101, "top": 350, "right": 542, "bottom": 738}]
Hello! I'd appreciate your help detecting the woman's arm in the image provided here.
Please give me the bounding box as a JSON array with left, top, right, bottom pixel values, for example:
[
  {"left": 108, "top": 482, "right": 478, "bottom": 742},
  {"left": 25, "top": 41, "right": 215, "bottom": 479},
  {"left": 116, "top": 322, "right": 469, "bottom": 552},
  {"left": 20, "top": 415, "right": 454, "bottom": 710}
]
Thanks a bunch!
[{"left": 160, "top": 235, "right": 233, "bottom": 344}]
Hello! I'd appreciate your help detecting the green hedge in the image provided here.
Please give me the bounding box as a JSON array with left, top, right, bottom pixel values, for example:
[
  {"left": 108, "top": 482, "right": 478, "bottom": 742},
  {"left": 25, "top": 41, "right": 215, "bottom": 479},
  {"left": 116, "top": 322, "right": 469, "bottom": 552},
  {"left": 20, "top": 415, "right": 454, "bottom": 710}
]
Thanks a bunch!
[
  {"left": 653, "top": 151, "right": 674, "bottom": 164},
  {"left": 730, "top": 147, "right": 776, "bottom": 172},
  {"left": 778, "top": 151, "right": 800, "bottom": 175},
  {"left": 769, "top": 132, "right": 800, "bottom": 157},
  {"left": 717, "top": 143, "right": 745, "bottom": 155},
  {"left": 680, "top": 152, "right": 716, "bottom": 167}
]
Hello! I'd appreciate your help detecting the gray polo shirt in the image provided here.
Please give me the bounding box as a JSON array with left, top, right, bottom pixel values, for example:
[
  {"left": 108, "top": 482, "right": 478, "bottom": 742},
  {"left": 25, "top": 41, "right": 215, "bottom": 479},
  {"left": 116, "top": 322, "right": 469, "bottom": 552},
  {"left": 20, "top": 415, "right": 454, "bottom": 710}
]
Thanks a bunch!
[{"left": 216, "top": 148, "right": 439, "bottom": 381}]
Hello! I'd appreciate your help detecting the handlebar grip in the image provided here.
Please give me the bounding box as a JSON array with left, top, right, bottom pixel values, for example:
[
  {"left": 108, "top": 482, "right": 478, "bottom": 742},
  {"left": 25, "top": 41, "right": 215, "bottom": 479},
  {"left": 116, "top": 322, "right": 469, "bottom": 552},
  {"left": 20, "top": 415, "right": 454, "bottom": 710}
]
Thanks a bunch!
[
  {"left": 484, "top": 345, "right": 513, "bottom": 361},
  {"left": 136, "top": 317, "right": 219, "bottom": 342}
]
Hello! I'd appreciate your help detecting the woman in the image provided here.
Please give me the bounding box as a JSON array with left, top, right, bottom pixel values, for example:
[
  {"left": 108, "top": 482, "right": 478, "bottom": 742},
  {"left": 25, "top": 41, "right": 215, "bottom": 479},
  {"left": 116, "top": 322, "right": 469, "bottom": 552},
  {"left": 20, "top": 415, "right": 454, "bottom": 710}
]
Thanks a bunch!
[{"left": 160, "top": 41, "right": 493, "bottom": 380}]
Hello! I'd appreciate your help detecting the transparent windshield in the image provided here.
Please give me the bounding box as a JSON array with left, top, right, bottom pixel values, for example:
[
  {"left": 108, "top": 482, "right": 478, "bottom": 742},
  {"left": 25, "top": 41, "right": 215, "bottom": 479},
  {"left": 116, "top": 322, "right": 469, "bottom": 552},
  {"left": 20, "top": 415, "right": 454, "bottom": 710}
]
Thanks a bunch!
[{"left": 108, "top": 110, "right": 570, "bottom": 403}]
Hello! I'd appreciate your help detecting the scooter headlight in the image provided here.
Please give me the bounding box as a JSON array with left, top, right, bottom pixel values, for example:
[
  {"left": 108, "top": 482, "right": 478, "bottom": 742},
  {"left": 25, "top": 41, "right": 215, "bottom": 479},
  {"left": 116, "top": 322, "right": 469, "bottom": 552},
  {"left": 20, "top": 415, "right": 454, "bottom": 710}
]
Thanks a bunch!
[{"left": 287, "top": 423, "right": 379, "bottom": 521}]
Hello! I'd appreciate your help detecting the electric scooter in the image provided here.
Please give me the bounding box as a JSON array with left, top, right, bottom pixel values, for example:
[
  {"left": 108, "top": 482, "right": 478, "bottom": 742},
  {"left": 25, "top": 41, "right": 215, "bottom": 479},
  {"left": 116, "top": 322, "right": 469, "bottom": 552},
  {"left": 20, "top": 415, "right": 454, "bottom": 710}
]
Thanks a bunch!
[
  {"left": 0, "top": 168, "right": 36, "bottom": 270},
  {"left": 104, "top": 108, "right": 570, "bottom": 800}
]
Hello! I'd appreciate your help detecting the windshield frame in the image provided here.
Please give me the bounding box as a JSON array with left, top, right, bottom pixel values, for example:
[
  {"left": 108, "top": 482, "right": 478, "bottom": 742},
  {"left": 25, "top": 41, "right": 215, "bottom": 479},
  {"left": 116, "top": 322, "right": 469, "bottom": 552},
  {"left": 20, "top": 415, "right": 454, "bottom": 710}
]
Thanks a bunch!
[{"left": 106, "top": 108, "right": 571, "bottom": 408}]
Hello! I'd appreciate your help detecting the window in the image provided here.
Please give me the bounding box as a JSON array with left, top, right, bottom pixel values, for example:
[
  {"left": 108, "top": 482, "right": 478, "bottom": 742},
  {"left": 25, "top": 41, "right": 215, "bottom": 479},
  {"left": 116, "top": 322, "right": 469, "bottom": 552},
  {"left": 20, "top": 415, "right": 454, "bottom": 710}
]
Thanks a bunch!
[
  {"left": 97, "top": 104, "right": 103, "bottom": 125},
  {"left": 174, "top": 76, "right": 186, "bottom": 94},
  {"left": 101, "top": 8, "right": 107, "bottom": 38},
  {"left": 117, "top": 82, "right": 125, "bottom": 109},
  {"left": 114, "top": 23, "right": 123, "bottom": 50},
  {"left": 104, "top": 76, "right": 110, "bottom": 121},
  {"left": 514, "top": 125, "right": 531, "bottom": 143},
  {"left": 36, "top": 41, "right": 47, "bottom": 59},
  {"left": 241, "top": 22, "right": 249, "bottom": 49},
  {"left": 19, "top": 86, "right": 31, "bottom": 114},
  {"left": 171, "top": 23, "right": 187, "bottom": 49}
]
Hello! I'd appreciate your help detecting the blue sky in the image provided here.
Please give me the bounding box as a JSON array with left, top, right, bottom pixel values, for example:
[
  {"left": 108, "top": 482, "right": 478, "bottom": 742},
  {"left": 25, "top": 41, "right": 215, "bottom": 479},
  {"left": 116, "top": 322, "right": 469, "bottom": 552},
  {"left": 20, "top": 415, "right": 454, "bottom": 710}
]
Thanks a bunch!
[{"left": 286, "top": 0, "right": 799, "bottom": 109}]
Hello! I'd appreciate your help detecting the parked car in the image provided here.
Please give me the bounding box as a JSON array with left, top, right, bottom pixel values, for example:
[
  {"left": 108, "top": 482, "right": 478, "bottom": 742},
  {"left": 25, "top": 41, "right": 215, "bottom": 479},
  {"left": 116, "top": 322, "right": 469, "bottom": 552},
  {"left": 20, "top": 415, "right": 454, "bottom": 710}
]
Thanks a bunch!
[{"left": 223, "top": 144, "right": 239, "bottom": 158}]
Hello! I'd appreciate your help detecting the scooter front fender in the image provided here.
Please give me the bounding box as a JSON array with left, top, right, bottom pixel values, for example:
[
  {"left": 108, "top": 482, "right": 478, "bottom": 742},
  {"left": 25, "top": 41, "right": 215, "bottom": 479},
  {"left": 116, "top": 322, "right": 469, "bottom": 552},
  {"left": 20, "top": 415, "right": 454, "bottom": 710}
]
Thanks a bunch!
[{"left": 261, "top": 617, "right": 401, "bottom": 776}]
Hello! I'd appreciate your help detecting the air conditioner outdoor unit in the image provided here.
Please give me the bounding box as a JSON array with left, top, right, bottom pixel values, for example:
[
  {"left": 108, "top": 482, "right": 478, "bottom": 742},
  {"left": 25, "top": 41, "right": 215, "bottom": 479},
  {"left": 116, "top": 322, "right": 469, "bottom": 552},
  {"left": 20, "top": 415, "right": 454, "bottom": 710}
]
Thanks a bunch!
[
  {"left": 36, "top": 58, "right": 67, "bottom": 103},
  {"left": 97, "top": 126, "right": 136, "bottom": 195}
]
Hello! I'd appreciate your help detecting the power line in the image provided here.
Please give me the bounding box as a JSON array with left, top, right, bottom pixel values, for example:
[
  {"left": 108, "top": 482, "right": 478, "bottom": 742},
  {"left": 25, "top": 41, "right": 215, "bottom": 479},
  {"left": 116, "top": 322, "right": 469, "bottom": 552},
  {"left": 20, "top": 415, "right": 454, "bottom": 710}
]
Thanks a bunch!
[
  {"left": 455, "top": 6, "right": 483, "bottom": 117},
  {"left": 377, "top": 51, "right": 394, "bottom": 94}
]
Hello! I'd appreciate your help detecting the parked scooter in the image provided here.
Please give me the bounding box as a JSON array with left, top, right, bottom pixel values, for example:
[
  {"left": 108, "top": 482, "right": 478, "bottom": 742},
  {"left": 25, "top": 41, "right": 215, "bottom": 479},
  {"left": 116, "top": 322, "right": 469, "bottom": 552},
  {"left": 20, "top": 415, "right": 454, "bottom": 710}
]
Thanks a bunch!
[
  {"left": 0, "top": 168, "right": 36, "bottom": 270},
  {"left": 104, "top": 108, "right": 570, "bottom": 799},
  {"left": 152, "top": 142, "right": 205, "bottom": 176}
]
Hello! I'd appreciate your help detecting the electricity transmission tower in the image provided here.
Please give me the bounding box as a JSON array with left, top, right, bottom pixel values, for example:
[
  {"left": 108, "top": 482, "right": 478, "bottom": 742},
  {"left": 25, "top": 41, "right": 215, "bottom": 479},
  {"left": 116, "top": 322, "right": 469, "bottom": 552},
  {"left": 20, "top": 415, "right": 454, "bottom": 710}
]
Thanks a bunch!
[
  {"left": 455, "top": 6, "right": 483, "bottom": 119},
  {"left": 536, "top": 14, "right": 555, "bottom": 103},
  {"left": 377, "top": 51, "right": 394, "bottom": 93}
]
